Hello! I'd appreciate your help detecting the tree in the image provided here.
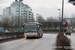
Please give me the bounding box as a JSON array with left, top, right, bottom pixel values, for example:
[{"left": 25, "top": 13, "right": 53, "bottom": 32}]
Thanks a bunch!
[
  {"left": 31, "top": 16, "right": 35, "bottom": 22},
  {"left": 46, "top": 16, "right": 58, "bottom": 22},
  {"left": 54, "top": 22, "right": 58, "bottom": 29},
  {"left": 8, "top": 15, "right": 17, "bottom": 27},
  {"left": 2, "top": 17, "right": 9, "bottom": 28},
  {"left": 46, "top": 17, "right": 50, "bottom": 22},
  {"left": 70, "top": 13, "right": 75, "bottom": 28},
  {"left": 0, "top": 22, "right": 3, "bottom": 27},
  {"left": 37, "top": 15, "right": 45, "bottom": 22}
]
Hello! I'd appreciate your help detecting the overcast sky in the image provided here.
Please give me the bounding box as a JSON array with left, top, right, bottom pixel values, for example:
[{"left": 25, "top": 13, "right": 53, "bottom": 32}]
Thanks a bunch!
[{"left": 0, "top": 0, "right": 75, "bottom": 20}]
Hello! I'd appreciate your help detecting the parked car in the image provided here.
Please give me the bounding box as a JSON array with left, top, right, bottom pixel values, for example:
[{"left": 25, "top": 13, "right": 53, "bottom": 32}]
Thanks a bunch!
[{"left": 66, "top": 31, "right": 71, "bottom": 35}]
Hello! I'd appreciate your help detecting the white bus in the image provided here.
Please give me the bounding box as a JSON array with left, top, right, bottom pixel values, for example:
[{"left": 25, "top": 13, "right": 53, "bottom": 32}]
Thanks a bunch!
[{"left": 23, "top": 22, "right": 43, "bottom": 38}]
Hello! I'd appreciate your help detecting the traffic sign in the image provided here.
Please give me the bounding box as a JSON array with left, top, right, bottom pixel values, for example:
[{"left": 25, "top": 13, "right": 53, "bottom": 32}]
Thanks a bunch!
[
  {"left": 69, "top": 0, "right": 75, "bottom": 5},
  {"left": 63, "top": 20, "right": 67, "bottom": 26}
]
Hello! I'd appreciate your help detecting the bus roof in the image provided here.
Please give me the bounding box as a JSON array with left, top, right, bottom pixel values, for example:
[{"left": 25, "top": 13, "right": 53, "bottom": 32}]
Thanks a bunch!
[{"left": 24, "top": 22, "right": 42, "bottom": 25}]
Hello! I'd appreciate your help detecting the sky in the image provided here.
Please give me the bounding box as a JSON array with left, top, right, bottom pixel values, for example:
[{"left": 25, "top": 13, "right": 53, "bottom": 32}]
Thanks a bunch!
[{"left": 0, "top": 0, "right": 75, "bottom": 20}]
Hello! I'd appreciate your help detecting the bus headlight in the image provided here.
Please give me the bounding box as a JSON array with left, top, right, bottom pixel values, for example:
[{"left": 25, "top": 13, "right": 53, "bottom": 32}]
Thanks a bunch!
[{"left": 24, "top": 35, "right": 27, "bottom": 38}]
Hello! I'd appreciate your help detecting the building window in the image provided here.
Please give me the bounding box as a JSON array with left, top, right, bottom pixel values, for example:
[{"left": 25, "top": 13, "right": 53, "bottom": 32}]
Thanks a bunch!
[
  {"left": 26, "top": 14, "right": 27, "bottom": 15},
  {"left": 26, "top": 16, "right": 27, "bottom": 17},
  {"left": 24, "top": 13, "right": 25, "bottom": 14},
  {"left": 9, "top": 10, "right": 11, "bottom": 11},
  {"left": 29, "top": 14, "right": 31, "bottom": 15},
  {"left": 16, "top": 10, "right": 19, "bottom": 12},
  {"left": 16, "top": 8, "right": 19, "bottom": 9},
  {"left": 9, "top": 12, "right": 11, "bottom": 15},
  {"left": 29, "top": 16, "right": 30, "bottom": 18},
  {"left": 21, "top": 16, "right": 23, "bottom": 17},
  {"left": 17, "top": 13, "right": 19, "bottom": 15},
  {"left": 24, "top": 10, "right": 26, "bottom": 12}
]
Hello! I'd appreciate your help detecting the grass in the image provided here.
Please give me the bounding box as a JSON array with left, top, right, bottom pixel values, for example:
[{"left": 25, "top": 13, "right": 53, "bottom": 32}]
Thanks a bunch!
[
  {"left": 43, "top": 31, "right": 67, "bottom": 33},
  {"left": 43, "top": 31, "right": 59, "bottom": 33}
]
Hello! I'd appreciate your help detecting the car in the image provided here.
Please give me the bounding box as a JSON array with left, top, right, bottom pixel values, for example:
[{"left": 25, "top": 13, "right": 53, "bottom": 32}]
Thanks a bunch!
[{"left": 66, "top": 31, "right": 71, "bottom": 35}]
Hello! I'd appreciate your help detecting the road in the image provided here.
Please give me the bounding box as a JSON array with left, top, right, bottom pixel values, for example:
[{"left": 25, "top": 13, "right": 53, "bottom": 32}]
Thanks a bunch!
[
  {"left": 0, "top": 33, "right": 75, "bottom": 50},
  {"left": 66, "top": 34, "right": 75, "bottom": 49}
]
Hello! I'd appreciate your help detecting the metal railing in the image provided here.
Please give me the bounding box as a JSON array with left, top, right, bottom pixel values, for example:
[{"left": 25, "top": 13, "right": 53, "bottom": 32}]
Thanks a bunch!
[{"left": 0, "top": 32, "right": 24, "bottom": 40}]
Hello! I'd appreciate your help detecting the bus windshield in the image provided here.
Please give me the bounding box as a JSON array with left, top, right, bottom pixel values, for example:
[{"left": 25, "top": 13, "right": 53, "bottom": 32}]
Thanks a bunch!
[{"left": 24, "top": 25, "right": 37, "bottom": 32}]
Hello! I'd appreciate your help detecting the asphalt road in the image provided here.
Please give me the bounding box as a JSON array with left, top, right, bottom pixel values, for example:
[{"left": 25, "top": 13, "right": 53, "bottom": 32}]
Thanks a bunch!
[
  {"left": 0, "top": 33, "right": 75, "bottom": 50},
  {"left": 65, "top": 34, "right": 75, "bottom": 49}
]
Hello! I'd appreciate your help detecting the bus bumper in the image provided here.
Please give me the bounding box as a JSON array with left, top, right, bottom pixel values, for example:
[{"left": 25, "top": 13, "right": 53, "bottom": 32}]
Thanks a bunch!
[{"left": 24, "top": 35, "right": 38, "bottom": 38}]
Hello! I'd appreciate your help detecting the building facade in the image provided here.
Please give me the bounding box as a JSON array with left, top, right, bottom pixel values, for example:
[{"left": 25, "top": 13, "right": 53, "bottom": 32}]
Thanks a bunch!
[
  {"left": 0, "top": 15, "right": 3, "bottom": 21},
  {"left": 3, "top": 0, "right": 34, "bottom": 23}
]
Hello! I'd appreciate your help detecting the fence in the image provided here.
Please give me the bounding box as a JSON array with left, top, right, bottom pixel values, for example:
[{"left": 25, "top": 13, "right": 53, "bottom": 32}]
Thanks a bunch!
[{"left": 0, "top": 32, "right": 24, "bottom": 41}]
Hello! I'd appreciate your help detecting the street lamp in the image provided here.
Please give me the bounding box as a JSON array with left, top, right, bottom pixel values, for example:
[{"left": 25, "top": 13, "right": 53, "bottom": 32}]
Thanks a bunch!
[
  {"left": 58, "top": 9, "right": 61, "bottom": 32},
  {"left": 17, "top": 1, "right": 20, "bottom": 32},
  {"left": 36, "top": 14, "right": 38, "bottom": 22},
  {"left": 17, "top": 0, "right": 23, "bottom": 32}
]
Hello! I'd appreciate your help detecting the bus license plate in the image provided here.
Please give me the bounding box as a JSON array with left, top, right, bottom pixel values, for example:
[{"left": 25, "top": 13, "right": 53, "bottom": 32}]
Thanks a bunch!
[{"left": 30, "top": 36, "right": 32, "bottom": 37}]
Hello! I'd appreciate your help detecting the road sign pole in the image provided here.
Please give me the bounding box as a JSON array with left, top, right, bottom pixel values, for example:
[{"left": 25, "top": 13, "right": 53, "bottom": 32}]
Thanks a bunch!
[{"left": 61, "top": 0, "right": 64, "bottom": 34}]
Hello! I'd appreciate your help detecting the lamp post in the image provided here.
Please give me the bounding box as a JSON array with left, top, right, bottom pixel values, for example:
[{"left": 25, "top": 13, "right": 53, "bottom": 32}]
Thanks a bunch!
[
  {"left": 18, "top": 0, "right": 20, "bottom": 32},
  {"left": 58, "top": 9, "right": 61, "bottom": 32},
  {"left": 36, "top": 14, "right": 38, "bottom": 22},
  {"left": 61, "top": 0, "right": 64, "bottom": 34},
  {"left": 17, "top": 0, "right": 23, "bottom": 32}
]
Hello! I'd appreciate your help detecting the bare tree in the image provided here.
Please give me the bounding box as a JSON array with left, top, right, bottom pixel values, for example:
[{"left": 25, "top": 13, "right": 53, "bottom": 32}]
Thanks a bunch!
[
  {"left": 54, "top": 22, "right": 58, "bottom": 29},
  {"left": 2, "top": 17, "right": 9, "bottom": 28},
  {"left": 46, "top": 17, "right": 50, "bottom": 22},
  {"left": 71, "top": 14, "right": 75, "bottom": 28},
  {"left": 9, "top": 15, "right": 16, "bottom": 27},
  {"left": 46, "top": 16, "right": 58, "bottom": 22},
  {"left": 0, "top": 22, "right": 3, "bottom": 27},
  {"left": 37, "top": 15, "right": 45, "bottom": 22},
  {"left": 70, "top": 13, "right": 75, "bottom": 18},
  {"left": 31, "top": 16, "right": 35, "bottom": 22}
]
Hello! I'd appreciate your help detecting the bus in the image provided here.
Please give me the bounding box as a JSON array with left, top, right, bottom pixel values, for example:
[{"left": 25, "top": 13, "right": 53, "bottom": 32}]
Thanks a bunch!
[{"left": 22, "top": 22, "right": 43, "bottom": 38}]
